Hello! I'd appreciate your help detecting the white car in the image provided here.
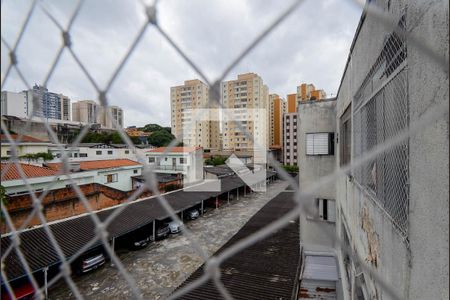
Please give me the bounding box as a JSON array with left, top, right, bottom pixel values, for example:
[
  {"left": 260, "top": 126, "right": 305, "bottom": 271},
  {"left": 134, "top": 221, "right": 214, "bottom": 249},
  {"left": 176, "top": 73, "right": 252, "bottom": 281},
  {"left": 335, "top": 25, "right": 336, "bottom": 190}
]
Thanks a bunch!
[{"left": 167, "top": 220, "right": 184, "bottom": 234}]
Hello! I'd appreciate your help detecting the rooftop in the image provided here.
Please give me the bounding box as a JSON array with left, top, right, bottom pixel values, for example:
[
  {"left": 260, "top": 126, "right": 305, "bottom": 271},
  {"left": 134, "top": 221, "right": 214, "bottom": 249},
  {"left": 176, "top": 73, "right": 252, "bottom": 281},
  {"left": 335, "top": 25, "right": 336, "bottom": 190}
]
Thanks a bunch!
[
  {"left": 1, "top": 163, "right": 58, "bottom": 181},
  {"left": 174, "top": 191, "right": 300, "bottom": 299},
  {"left": 147, "top": 146, "right": 202, "bottom": 153},
  {"left": 45, "top": 159, "right": 142, "bottom": 172},
  {"left": 0, "top": 134, "right": 48, "bottom": 143}
]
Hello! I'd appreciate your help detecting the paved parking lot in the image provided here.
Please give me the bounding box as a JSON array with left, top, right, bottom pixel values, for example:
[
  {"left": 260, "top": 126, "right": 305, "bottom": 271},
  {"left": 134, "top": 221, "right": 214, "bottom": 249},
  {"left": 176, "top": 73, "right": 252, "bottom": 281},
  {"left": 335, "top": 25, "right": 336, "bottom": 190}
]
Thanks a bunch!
[{"left": 49, "top": 179, "right": 289, "bottom": 299}]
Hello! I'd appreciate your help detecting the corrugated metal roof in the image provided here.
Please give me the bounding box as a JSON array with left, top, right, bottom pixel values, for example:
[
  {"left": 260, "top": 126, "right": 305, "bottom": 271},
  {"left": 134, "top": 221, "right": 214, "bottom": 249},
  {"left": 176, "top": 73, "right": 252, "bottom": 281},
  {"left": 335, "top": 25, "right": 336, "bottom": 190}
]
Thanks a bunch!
[
  {"left": 302, "top": 255, "right": 338, "bottom": 281},
  {"left": 173, "top": 191, "right": 300, "bottom": 300},
  {"left": 1, "top": 172, "right": 277, "bottom": 282},
  {"left": 1, "top": 163, "right": 58, "bottom": 181}
]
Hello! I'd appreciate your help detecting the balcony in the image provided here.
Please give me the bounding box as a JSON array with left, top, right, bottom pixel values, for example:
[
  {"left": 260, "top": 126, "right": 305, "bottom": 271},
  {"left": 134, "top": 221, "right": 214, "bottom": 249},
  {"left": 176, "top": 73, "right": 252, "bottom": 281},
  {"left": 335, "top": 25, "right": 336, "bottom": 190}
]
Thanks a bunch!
[{"left": 154, "top": 165, "right": 186, "bottom": 172}]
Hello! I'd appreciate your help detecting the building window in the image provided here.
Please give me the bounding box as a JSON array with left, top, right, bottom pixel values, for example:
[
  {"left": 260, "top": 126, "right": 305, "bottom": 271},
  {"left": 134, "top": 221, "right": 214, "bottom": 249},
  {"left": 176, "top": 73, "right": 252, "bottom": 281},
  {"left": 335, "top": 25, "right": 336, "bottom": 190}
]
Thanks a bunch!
[
  {"left": 96, "top": 151, "right": 102, "bottom": 155},
  {"left": 148, "top": 157, "right": 155, "bottom": 163},
  {"left": 125, "top": 150, "right": 129, "bottom": 154},
  {"left": 340, "top": 105, "right": 351, "bottom": 166},
  {"left": 133, "top": 169, "right": 138, "bottom": 174},
  {"left": 74, "top": 153, "right": 78, "bottom": 157},
  {"left": 6, "top": 150, "right": 11, "bottom": 155},
  {"left": 306, "top": 133, "right": 334, "bottom": 155},
  {"left": 180, "top": 157, "right": 186, "bottom": 164},
  {"left": 310, "top": 198, "right": 336, "bottom": 222},
  {"left": 105, "top": 173, "right": 118, "bottom": 183},
  {"left": 107, "top": 150, "right": 113, "bottom": 155},
  {"left": 79, "top": 153, "right": 88, "bottom": 157}
]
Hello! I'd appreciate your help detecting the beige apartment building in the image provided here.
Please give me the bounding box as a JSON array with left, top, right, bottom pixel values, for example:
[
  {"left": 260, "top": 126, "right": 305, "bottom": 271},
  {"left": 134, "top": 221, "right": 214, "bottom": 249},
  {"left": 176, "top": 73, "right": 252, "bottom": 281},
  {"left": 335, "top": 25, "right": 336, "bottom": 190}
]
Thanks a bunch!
[
  {"left": 297, "top": 83, "right": 326, "bottom": 101},
  {"left": 170, "top": 79, "right": 220, "bottom": 149},
  {"left": 72, "top": 100, "right": 123, "bottom": 129},
  {"left": 221, "top": 73, "right": 269, "bottom": 152},
  {"left": 268, "top": 94, "right": 286, "bottom": 148}
]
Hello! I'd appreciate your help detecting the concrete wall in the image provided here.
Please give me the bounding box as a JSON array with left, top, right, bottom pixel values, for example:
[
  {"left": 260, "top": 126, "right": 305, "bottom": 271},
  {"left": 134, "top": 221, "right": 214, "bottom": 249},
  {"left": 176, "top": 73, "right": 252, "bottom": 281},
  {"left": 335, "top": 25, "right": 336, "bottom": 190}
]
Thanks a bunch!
[
  {"left": 298, "top": 99, "right": 337, "bottom": 251},
  {"left": 335, "top": 1, "right": 448, "bottom": 299}
]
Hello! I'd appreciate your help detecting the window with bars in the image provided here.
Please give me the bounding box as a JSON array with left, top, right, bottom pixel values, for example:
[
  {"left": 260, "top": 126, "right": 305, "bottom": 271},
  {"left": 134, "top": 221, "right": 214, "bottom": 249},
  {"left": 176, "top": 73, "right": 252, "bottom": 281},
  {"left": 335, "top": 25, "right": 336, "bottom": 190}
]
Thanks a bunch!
[{"left": 352, "top": 16, "right": 409, "bottom": 235}]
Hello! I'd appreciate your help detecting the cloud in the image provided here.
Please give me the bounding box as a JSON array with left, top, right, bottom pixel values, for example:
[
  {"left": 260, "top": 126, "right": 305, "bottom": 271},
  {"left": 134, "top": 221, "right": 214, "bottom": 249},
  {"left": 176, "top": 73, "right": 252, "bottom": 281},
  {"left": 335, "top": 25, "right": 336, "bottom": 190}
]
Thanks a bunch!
[{"left": 1, "top": 0, "right": 362, "bottom": 127}]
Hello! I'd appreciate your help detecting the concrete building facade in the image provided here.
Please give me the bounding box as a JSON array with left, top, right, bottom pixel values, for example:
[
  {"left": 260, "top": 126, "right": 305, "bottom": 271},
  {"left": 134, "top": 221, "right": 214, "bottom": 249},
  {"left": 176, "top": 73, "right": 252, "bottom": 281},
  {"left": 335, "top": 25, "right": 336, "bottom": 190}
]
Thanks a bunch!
[
  {"left": 221, "top": 73, "right": 269, "bottom": 152},
  {"left": 72, "top": 100, "right": 124, "bottom": 129},
  {"left": 1, "top": 91, "right": 28, "bottom": 118},
  {"left": 170, "top": 79, "right": 220, "bottom": 149},
  {"left": 334, "top": 1, "right": 449, "bottom": 299}
]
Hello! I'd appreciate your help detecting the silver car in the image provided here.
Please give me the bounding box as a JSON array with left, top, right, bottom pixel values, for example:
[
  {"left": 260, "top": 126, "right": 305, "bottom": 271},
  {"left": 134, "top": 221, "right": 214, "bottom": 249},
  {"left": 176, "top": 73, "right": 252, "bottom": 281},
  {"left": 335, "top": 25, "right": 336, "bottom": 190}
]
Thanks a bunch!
[{"left": 167, "top": 220, "right": 184, "bottom": 234}]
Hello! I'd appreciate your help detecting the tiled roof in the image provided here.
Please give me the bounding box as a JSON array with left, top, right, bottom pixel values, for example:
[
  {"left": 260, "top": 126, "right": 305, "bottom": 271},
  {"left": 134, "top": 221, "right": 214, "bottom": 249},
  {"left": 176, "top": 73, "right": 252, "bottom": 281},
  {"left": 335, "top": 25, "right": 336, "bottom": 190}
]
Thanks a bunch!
[
  {"left": 1, "top": 163, "right": 58, "bottom": 181},
  {"left": 46, "top": 159, "right": 142, "bottom": 172},
  {"left": 147, "top": 146, "right": 202, "bottom": 153},
  {"left": 0, "top": 134, "right": 47, "bottom": 143}
]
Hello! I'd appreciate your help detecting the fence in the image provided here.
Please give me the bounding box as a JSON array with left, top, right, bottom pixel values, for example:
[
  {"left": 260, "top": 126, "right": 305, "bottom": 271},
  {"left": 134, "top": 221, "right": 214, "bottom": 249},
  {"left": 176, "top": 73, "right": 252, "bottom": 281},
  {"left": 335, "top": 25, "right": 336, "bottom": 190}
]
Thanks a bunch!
[{"left": 1, "top": 0, "right": 448, "bottom": 299}]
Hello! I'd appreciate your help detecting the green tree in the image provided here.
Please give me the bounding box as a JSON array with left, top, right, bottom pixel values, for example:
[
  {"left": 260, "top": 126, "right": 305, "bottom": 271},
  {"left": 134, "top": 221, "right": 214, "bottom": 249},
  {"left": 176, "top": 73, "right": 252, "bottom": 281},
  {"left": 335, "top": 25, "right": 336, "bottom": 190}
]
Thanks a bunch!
[
  {"left": 147, "top": 130, "right": 175, "bottom": 147},
  {"left": 205, "top": 156, "right": 228, "bottom": 166},
  {"left": 282, "top": 164, "right": 299, "bottom": 173},
  {"left": 142, "top": 124, "right": 163, "bottom": 132}
]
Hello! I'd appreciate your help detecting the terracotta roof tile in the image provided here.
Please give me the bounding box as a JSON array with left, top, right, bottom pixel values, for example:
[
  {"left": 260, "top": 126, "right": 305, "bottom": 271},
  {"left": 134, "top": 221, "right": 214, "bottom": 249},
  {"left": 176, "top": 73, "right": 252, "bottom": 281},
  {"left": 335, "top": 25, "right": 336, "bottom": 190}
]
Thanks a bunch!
[
  {"left": 1, "top": 163, "right": 58, "bottom": 181},
  {"left": 147, "top": 146, "right": 202, "bottom": 153},
  {"left": 0, "top": 134, "right": 47, "bottom": 143},
  {"left": 46, "top": 159, "right": 142, "bottom": 172}
]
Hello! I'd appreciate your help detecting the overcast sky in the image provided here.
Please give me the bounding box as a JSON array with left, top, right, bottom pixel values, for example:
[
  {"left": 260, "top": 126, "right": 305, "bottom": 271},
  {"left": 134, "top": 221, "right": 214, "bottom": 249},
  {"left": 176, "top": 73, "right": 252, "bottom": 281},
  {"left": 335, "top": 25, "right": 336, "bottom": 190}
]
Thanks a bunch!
[{"left": 1, "top": 0, "right": 362, "bottom": 127}]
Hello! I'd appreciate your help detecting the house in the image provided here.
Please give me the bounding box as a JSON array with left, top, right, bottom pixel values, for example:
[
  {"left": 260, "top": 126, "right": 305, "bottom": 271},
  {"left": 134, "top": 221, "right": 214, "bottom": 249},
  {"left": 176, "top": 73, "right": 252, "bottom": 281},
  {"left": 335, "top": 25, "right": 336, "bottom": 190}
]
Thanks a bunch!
[
  {"left": 146, "top": 146, "right": 203, "bottom": 184},
  {"left": 0, "top": 134, "right": 52, "bottom": 158},
  {"left": 1, "top": 159, "right": 146, "bottom": 232},
  {"left": 48, "top": 143, "right": 154, "bottom": 162}
]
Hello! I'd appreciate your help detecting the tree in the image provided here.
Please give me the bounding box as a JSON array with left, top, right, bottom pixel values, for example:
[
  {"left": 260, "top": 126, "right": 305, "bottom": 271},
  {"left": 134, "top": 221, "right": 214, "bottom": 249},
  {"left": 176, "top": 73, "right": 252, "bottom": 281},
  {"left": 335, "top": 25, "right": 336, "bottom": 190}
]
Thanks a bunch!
[
  {"left": 205, "top": 156, "right": 228, "bottom": 166},
  {"left": 147, "top": 130, "right": 175, "bottom": 147},
  {"left": 142, "top": 124, "right": 163, "bottom": 132}
]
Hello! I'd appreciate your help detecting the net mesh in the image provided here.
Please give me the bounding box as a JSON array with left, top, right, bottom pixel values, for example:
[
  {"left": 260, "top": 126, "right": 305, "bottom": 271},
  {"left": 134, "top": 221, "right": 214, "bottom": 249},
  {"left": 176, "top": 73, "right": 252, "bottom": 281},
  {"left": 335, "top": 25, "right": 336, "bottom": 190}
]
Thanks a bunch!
[{"left": 0, "top": 0, "right": 448, "bottom": 299}]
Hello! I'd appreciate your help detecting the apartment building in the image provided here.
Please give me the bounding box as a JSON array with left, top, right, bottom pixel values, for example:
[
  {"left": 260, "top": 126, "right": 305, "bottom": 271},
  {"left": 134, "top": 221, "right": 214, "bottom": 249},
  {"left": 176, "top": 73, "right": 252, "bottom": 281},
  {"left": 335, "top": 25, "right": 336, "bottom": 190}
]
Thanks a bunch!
[
  {"left": 170, "top": 79, "right": 220, "bottom": 150},
  {"left": 72, "top": 100, "right": 99, "bottom": 124},
  {"left": 333, "top": 1, "right": 448, "bottom": 299},
  {"left": 72, "top": 100, "right": 124, "bottom": 129},
  {"left": 1, "top": 91, "right": 28, "bottom": 118},
  {"left": 283, "top": 113, "right": 298, "bottom": 166},
  {"left": 2, "top": 86, "right": 71, "bottom": 121},
  {"left": 221, "top": 73, "right": 269, "bottom": 153},
  {"left": 24, "top": 85, "right": 71, "bottom": 121},
  {"left": 268, "top": 94, "right": 286, "bottom": 148},
  {"left": 297, "top": 83, "right": 326, "bottom": 101},
  {"left": 286, "top": 93, "right": 297, "bottom": 113}
]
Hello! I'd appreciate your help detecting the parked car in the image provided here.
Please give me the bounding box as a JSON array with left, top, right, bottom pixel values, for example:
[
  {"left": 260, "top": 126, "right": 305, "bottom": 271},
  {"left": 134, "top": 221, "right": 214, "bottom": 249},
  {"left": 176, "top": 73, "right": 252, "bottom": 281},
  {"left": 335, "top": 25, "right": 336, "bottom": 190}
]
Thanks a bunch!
[
  {"left": 1, "top": 282, "right": 34, "bottom": 300},
  {"left": 129, "top": 235, "right": 152, "bottom": 250},
  {"left": 185, "top": 208, "right": 199, "bottom": 220},
  {"left": 73, "top": 250, "right": 106, "bottom": 275},
  {"left": 155, "top": 224, "right": 170, "bottom": 240},
  {"left": 167, "top": 220, "right": 184, "bottom": 234}
]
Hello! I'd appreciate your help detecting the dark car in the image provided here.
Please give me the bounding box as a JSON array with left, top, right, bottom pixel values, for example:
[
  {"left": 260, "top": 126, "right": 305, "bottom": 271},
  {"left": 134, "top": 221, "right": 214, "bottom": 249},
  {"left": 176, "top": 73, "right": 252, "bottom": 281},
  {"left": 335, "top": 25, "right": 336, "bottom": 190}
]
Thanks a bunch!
[
  {"left": 129, "top": 235, "right": 152, "bottom": 250},
  {"left": 155, "top": 224, "right": 170, "bottom": 240},
  {"left": 185, "top": 208, "right": 200, "bottom": 220}
]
